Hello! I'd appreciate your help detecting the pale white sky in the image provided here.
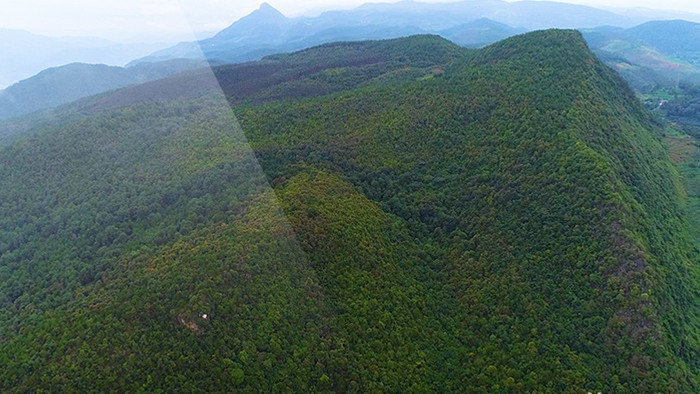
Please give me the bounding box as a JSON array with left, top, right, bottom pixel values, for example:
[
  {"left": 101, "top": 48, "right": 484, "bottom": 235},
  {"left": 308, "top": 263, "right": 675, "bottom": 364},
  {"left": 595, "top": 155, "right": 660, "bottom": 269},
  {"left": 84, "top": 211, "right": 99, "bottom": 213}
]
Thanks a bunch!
[{"left": 1, "top": 0, "right": 699, "bottom": 42}]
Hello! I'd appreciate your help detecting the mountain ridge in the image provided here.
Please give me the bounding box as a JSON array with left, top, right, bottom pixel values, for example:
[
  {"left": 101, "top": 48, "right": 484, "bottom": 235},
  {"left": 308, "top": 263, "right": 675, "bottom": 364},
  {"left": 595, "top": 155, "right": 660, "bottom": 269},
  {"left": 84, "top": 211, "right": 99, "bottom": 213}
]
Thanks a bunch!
[{"left": 130, "top": 0, "right": 641, "bottom": 66}]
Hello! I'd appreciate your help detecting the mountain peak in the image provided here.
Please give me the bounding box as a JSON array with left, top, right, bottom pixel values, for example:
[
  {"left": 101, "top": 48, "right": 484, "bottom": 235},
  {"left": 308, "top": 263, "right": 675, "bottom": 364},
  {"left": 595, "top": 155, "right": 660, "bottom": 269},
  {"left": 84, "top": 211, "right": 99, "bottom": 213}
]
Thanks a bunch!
[
  {"left": 253, "top": 2, "right": 285, "bottom": 19},
  {"left": 211, "top": 2, "right": 287, "bottom": 41}
]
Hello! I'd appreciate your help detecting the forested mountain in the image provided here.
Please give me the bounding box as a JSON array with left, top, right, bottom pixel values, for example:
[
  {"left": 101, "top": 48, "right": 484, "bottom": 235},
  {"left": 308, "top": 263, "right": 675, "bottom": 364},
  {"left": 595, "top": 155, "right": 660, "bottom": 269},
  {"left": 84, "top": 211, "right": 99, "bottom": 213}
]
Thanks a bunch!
[{"left": 0, "top": 31, "right": 698, "bottom": 393}]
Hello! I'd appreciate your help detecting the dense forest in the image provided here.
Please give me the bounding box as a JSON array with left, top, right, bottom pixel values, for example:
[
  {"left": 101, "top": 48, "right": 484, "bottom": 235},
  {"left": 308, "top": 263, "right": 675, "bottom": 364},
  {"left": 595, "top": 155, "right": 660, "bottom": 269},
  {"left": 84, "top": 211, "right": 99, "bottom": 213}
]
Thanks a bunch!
[{"left": 0, "top": 32, "right": 698, "bottom": 392}]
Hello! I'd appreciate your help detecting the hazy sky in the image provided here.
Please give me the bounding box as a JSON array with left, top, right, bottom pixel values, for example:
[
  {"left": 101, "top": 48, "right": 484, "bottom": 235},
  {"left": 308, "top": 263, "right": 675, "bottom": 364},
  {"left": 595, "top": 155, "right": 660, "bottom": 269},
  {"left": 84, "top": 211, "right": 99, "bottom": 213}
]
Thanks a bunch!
[{"left": 2, "top": 0, "right": 699, "bottom": 42}]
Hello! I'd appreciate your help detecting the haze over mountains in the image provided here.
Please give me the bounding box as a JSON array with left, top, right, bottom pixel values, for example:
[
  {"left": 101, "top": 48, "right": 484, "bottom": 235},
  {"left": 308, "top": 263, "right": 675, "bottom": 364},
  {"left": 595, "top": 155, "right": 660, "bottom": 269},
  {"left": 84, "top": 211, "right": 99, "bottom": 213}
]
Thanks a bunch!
[
  {"left": 0, "top": 59, "right": 206, "bottom": 121},
  {"left": 2, "top": 0, "right": 700, "bottom": 121},
  {"left": 0, "top": 29, "right": 176, "bottom": 89},
  {"left": 130, "top": 0, "right": 690, "bottom": 65}
]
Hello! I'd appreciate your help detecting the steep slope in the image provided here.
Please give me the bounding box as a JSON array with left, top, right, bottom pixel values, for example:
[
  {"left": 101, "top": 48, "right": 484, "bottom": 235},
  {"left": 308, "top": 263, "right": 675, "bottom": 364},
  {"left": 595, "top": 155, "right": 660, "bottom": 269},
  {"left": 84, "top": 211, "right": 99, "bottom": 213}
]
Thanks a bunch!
[
  {"left": 233, "top": 31, "right": 700, "bottom": 391},
  {"left": 0, "top": 32, "right": 698, "bottom": 393},
  {"left": 0, "top": 35, "right": 467, "bottom": 143}
]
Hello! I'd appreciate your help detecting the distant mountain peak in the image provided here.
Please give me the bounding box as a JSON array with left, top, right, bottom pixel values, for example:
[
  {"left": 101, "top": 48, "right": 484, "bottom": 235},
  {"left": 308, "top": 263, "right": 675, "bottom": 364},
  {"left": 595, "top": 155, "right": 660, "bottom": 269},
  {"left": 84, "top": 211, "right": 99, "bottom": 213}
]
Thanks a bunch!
[
  {"left": 209, "top": 2, "right": 288, "bottom": 42},
  {"left": 252, "top": 2, "right": 286, "bottom": 20}
]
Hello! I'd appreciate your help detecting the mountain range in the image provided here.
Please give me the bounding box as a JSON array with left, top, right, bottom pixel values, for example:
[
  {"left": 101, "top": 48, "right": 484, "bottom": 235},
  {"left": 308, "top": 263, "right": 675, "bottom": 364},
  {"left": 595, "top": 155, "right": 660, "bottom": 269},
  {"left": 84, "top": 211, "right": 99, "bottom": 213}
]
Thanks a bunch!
[
  {"left": 3, "top": 1, "right": 700, "bottom": 121},
  {"left": 131, "top": 0, "right": 644, "bottom": 65}
]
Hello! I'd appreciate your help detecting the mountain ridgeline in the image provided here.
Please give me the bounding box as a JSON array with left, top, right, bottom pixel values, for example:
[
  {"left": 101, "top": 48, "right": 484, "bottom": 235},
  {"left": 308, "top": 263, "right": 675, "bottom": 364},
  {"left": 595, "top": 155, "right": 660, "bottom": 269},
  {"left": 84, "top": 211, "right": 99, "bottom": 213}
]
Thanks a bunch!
[
  {"left": 132, "top": 0, "right": 641, "bottom": 66},
  {"left": 0, "top": 31, "right": 698, "bottom": 392},
  {"left": 5, "top": 2, "right": 698, "bottom": 123}
]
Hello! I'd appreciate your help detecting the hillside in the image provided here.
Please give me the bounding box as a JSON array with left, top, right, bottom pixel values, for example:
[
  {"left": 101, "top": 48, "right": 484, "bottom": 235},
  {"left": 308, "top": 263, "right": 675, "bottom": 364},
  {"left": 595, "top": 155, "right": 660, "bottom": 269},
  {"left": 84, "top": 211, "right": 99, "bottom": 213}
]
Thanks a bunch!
[{"left": 0, "top": 32, "right": 698, "bottom": 392}]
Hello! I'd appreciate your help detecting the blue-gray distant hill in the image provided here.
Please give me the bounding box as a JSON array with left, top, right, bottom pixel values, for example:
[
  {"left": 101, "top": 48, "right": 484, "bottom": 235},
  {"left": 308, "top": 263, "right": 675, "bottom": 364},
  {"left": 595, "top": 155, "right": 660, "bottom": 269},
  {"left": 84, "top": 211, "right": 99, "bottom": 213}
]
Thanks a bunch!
[
  {"left": 0, "top": 29, "right": 172, "bottom": 89},
  {"left": 625, "top": 20, "right": 700, "bottom": 63},
  {"left": 0, "top": 59, "right": 205, "bottom": 120}
]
